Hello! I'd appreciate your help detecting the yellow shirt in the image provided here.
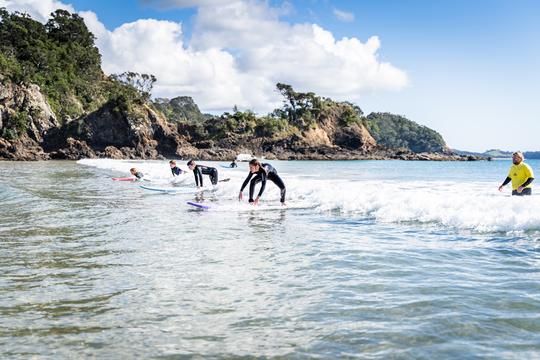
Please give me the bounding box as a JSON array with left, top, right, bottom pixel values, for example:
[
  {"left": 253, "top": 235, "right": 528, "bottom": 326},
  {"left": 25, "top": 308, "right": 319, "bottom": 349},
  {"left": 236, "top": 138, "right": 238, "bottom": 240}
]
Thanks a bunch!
[{"left": 508, "top": 162, "right": 534, "bottom": 190}]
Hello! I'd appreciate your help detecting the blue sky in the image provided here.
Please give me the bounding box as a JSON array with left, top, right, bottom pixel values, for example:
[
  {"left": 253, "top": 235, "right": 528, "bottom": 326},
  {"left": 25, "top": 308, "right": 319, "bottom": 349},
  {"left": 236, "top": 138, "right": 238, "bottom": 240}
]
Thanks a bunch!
[{"left": 6, "top": 0, "right": 540, "bottom": 151}]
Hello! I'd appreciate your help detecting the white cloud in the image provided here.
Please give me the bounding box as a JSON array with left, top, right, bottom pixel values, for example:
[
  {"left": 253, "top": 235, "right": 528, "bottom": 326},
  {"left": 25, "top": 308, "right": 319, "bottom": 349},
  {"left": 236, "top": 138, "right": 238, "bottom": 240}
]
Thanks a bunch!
[
  {"left": 0, "top": 0, "right": 74, "bottom": 22},
  {"left": 333, "top": 8, "right": 354, "bottom": 23},
  {"left": 190, "top": 1, "right": 407, "bottom": 109},
  {"left": 4, "top": 0, "right": 408, "bottom": 113},
  {"left": 140, "top": 0, "right": 233, "bottom": 9},
  {"left": 79, "top": 13, "right": 250, "bottom": 110}
]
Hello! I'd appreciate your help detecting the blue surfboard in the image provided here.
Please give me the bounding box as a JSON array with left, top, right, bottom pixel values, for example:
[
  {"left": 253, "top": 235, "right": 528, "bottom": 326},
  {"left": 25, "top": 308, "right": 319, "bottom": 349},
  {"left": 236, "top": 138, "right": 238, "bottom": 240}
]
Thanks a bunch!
[{"left": 187, "top": 201, "right": 210, "bottom": 209}]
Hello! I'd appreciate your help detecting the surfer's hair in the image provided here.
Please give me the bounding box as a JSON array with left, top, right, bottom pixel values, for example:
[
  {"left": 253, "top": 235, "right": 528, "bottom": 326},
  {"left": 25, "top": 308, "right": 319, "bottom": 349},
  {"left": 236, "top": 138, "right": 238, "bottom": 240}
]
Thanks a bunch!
[
  {"left": 130, "top": 167, "right": 137, "bottom": 173},
  {"left": 249, "top": 159, "right": 261, "bottom": 167},
  {"left": 169, "top": 160, "right": 176, "bottom": 165},
  {"left": 187, "top": 160, "right": 195, "bottom": 166},
  {"left": 513, "top": 151, "right": 524, "bottom": 161}
]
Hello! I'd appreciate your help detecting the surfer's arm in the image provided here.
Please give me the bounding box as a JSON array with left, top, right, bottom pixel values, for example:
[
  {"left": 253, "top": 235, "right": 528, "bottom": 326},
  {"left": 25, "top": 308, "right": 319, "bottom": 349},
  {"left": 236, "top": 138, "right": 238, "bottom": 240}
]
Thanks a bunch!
[
  {"left": 520, "top": 177, "right": 534, "bottom": 189},
  {"left": 194, "top": 167, "right": 202, "bottom": 186},
  {"left": 499, "top": 177, "right": 512, "bottom": 191},
  {"left": 257, "top": 171, "right": 267, "bottom": 198},
  {"left": 240, "top": 173, "right": 253, "bottom": 192},
  {"left": 198, "top": 169, "right": 203, "bottom": 186}
]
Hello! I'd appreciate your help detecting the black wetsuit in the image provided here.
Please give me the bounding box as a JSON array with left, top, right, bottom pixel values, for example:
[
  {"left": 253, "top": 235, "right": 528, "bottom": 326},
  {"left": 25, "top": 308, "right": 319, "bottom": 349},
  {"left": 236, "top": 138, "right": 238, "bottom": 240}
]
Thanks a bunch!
[
  {"left": 230, "top": 162, "right": 238, "bottom": 168},
  {"left": 240, "top": 163, "right": 286, "bottom": 203},
  {"left": 171, "top": 166, "right": 184, "bottom": 176},
  {"left": 193, "top": 165, "right": 218, "bottom": 186},
  {"left": 134, "top": 172, "right": 144, "bottom": 180}
]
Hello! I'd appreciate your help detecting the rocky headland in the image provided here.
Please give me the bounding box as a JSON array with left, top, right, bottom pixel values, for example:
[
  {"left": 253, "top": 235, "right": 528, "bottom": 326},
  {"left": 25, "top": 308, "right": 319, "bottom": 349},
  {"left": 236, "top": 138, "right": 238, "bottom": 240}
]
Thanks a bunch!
[{"left": 0, "top": 9, "right": 483, "bottom": 162}]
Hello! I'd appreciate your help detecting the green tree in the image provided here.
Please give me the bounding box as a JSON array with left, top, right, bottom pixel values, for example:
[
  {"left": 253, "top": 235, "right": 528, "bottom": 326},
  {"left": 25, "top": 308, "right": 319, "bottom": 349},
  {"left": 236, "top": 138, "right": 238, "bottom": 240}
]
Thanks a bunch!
[{"left": 110, "top": 72, "right": 156, "bottom": 100}]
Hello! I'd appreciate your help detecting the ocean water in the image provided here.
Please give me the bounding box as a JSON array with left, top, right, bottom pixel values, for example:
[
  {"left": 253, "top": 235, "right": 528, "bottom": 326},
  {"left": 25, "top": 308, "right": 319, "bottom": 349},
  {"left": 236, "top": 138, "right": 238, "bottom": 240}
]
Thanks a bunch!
[{"left": 1, "top": 159, "right": 540, "bottom": 358}]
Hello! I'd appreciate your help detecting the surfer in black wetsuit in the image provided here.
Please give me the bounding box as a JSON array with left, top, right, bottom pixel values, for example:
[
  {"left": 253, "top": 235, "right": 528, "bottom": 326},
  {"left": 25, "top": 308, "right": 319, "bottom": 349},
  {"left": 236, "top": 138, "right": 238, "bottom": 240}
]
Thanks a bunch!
[
  {"left": 187, "top": 160, "right": 218, "bottom": 187},
  {"left": 230, "top": 160, "right": 238, "bottom": 168},
  {"left": 169, "top": 160, "right": 185, "bottom": 176},
  {"left": 130, "top": 167, "right": 144, "bottom": 180},
  {"left": 239, "top": 159, "right": 286, "bottom": 205}
]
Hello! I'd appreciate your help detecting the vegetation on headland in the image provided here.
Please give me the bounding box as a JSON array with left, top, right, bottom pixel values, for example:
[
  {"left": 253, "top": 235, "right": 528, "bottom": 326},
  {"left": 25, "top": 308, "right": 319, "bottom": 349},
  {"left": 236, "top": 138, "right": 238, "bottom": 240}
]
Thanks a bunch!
[
  {"left": 155, "top": 82, "right": 447, "bottom": 154},
  {"left": 0, "top": 8, "right": 103, "bottom": 119},
  {"left": 0, "top": 9, "right": 151, "bottom": 124},
  {"left": 1, "top": 8, "right": 477, "bottom": 160},
  {"left": 365, "top": 113, "right": 446, "bottom": 153},
  {"left": 152, "top": 96, "right": 209, "bottom": 124}
]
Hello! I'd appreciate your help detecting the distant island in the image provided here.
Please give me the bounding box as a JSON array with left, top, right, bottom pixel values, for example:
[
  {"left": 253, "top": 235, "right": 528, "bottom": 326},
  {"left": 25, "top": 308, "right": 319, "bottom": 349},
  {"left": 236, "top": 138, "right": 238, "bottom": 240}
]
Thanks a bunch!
[
  {"left": 454, "top": 149, "right": 540, "bottom": 159},
  {"left": 0, "top": 9, "right": 484, "bottom": 161}
]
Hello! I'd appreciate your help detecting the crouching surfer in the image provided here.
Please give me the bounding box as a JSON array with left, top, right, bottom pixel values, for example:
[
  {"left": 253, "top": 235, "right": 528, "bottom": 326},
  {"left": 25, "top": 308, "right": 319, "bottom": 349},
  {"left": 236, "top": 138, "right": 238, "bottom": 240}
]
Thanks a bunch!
[
  {"left": 238, "top": 159, "right": 286, "bottom": 205},
  {"left": 187, "top": 160, "right": 218, "bottom": 187}
]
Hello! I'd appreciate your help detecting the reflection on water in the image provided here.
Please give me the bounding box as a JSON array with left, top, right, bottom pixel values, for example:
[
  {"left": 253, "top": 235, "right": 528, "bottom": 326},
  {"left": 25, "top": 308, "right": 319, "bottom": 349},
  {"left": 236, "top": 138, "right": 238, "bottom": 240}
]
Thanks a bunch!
[{"left": 1, "top": 161, "right": 540, "bottom": 358}]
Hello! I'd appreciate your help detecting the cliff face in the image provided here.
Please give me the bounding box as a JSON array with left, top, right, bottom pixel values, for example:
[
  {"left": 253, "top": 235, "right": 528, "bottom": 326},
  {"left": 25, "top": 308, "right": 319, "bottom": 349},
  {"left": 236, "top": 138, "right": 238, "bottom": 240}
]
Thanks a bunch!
[
  {"left": 0, "top": 81, "right": 480, "bottom": 161},
  {"left": 0, "top": 82, "right": 58, "bottom": 160},
  {"left": 0, "top": 81, "right": 188, "bottom": 160}
]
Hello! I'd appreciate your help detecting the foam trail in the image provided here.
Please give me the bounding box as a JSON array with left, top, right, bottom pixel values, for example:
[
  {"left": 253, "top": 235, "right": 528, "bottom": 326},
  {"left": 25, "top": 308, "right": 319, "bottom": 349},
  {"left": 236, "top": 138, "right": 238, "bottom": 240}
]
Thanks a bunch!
[
  {"left": 78, "top": 159, "right": 540, "bottom": 233},
  {"left": 78, "top": 158, "right": 192, "bottom": 185}
]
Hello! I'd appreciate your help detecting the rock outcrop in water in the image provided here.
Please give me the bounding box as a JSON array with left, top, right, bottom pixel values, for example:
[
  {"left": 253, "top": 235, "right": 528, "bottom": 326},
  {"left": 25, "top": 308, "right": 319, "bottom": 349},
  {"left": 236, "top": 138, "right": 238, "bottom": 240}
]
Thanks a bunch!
[{"left": 0, "top": 9, "right": 484, "bottom": 162}]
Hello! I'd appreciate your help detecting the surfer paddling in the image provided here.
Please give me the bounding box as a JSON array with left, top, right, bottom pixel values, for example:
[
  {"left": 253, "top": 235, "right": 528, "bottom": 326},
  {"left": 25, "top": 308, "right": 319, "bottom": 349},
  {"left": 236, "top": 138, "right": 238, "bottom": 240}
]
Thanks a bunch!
[
  {"left": 169, "top": 160, "right": 185, "bottom": 177},
  {"left": 498, "top": 151, "right": 534, "bottom": 196},
  {"left": 239, "top": 159, "right": 286, "bottom": 206},
  {"left": 187, "top": 160, "right": 219, "bottom": 187},
  {"left": 130, "top": 168, "right": 145, "bottom": 181}
]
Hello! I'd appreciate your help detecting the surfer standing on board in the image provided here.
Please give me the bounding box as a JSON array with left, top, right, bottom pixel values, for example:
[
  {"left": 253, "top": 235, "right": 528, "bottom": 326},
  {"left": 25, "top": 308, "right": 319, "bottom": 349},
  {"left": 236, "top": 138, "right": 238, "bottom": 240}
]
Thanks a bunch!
[
  {"left": 187, "top": 160, "right": 219, "bottom": 187},
  {"left": 498, "top": 151, "right": 534, "bottom": 196},
  {"left": 239, "top": 159, "right": 286, "bottom": 205}
]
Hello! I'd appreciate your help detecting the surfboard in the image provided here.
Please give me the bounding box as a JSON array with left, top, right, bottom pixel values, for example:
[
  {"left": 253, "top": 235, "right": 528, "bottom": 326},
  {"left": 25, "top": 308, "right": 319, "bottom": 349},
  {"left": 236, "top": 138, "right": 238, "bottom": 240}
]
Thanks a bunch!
[
  {"left": 139, "top": 185, "right": 199, "bottom": 193},
  {"left": 187, "top": 201, "right": 210, "bottom": 209},
  {"left": 112, "top": 177, "right": 135, "bottom": 181}
]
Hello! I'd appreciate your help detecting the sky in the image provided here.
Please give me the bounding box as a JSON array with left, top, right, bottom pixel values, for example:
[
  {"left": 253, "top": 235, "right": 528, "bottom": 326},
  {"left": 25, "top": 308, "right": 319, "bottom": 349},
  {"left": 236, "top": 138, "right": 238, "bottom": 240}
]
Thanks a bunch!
[{"left": 1, "top": 0, "right": 539, "bottom": 151}]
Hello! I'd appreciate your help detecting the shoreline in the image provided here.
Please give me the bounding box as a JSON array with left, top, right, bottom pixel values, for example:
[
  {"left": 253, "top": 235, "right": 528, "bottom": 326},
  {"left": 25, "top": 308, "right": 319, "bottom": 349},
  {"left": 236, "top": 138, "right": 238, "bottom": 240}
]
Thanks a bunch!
[{"left": 0, "top": 153, "right": 487, "bottom": 162}]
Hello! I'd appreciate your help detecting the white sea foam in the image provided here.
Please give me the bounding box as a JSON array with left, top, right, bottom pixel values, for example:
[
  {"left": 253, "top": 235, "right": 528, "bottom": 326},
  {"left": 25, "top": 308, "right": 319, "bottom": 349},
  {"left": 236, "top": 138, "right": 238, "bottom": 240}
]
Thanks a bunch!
[{"left": 78, "top": 159, "right": 540, "bottom": 233}]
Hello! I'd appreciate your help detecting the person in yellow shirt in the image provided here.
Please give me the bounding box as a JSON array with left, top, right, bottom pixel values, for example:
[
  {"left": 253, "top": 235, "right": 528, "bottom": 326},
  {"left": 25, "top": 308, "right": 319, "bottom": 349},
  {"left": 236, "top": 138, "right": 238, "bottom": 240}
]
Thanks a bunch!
[{"left": 498, "top": 151, "right": 534, "bottom": 196}]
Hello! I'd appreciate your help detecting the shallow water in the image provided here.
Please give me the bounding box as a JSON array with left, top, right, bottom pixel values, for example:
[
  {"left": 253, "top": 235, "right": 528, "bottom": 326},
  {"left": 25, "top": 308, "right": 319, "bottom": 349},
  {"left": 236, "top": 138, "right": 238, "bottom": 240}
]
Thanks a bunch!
[{"left": 1, "top": 159, "right": 540, "bottom": 358}]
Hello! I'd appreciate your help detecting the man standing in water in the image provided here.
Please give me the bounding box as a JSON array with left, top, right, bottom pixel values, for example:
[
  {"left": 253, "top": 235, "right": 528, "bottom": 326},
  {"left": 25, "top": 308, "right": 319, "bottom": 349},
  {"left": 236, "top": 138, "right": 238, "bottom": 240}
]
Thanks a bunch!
[{"left": 498, "top": 151, "right": 534, "bottom": 196}]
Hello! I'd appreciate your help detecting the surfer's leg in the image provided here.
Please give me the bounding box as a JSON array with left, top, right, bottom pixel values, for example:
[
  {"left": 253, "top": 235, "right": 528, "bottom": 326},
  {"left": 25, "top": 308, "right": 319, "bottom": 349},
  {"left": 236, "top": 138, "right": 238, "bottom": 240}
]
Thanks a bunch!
[
  {"left": 210, "top": 169, "right": 218, "bottom": 185},
  {"left": 268, "top": 173, "right": 286, "bottom": 203}
]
